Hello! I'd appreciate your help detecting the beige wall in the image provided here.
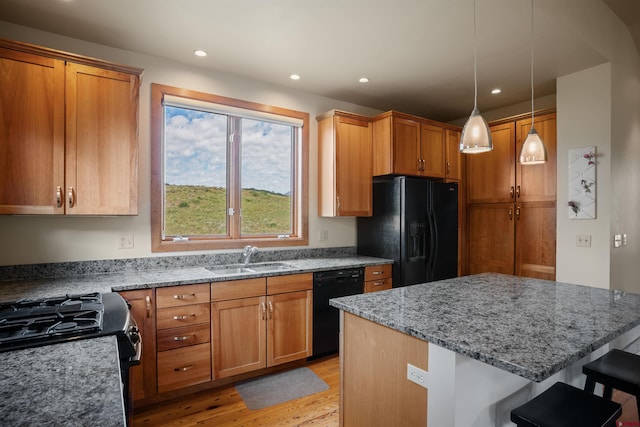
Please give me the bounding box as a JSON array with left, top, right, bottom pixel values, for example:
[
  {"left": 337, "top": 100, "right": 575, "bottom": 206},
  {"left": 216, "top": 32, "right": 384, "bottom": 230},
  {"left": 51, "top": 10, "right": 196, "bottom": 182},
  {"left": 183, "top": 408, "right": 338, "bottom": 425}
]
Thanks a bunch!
[
  {"left": 0, "top": 21, "right": 381, "bottom": 266},
  {"left": 556, "top": 63, "right": 612, "bottom": 288}
]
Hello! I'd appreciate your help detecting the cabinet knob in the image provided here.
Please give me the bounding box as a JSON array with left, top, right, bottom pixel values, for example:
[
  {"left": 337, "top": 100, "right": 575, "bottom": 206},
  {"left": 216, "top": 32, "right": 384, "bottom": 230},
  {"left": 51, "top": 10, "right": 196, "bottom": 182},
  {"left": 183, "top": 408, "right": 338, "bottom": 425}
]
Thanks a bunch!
[
  {"left": 508, "top": 207, "right": 513, "bottom": 221},
  {"left": 516, "top": 185, "right": 521, "bottom": 198},
  {"left": 510, "top": 186, "right": 515, "bottom": 200}
]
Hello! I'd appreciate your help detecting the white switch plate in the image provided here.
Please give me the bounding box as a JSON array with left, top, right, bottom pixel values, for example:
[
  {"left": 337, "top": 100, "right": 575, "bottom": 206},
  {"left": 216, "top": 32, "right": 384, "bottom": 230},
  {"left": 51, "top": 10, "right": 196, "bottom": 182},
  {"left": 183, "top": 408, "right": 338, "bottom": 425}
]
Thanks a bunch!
[
  {"left": 118, "top": 233, "right": 134, "bottom": 249},
  {"left": 576, "top": 234, "right": 592, "bottom": 247},
  {"left": 407, "top": 363, "right": 428, "bottom": 389},
  {"left": 318, "top": 229, "right": 329, "bottom": 241}
]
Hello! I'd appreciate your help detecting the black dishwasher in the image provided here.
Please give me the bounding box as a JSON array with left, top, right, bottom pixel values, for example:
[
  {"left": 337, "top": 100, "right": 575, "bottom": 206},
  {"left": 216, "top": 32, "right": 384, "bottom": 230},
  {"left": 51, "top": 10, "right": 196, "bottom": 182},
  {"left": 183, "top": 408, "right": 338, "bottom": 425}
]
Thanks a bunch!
[{"left": 312, "top": 268, "right": 364, "bottom": 358}]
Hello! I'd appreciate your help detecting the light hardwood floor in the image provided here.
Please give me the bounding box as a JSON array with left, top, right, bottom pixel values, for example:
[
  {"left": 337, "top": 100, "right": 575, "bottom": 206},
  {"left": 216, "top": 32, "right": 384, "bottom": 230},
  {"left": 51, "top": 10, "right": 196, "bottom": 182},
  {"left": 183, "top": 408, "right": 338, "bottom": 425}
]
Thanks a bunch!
[
  {"left": 132, "top": 355, "right": 339, "bottom": 427},
  {"left": 133, "top": 355, "right": 640, "bottom": 426}
]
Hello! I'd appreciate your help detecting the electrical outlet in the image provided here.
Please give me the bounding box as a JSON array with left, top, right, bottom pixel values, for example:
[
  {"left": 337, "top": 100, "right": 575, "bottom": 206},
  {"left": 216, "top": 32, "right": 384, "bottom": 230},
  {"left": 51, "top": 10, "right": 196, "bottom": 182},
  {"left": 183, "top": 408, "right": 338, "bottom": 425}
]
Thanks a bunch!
[
  {"left": 576, "top": 234, "right": 591, "bottom": 248},
  {"left": 407, "top": 363, "right": 428, "bottom": 389},
  {"left": 318, "top": 229, "right": 329, "bottom": 241},
  {"left": 118, "top": 233, "right": 134, "bottom": 249}
]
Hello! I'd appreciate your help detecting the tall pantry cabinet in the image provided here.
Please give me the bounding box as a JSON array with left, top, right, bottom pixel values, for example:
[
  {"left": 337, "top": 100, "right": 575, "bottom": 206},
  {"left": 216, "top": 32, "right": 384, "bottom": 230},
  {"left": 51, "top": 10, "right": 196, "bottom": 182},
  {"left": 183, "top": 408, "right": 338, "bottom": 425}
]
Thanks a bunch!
[
  {"left": 0, "top": 39, "right": 141, "bottom": 215},
  {"left": 465, "top": 111, "right": 556, "bottom": 280}
]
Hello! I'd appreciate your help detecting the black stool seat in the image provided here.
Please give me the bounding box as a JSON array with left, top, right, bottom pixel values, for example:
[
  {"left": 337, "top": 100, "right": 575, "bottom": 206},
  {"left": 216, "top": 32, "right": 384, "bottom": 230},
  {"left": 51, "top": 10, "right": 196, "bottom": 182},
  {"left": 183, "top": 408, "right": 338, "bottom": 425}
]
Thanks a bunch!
[
  {"left": 583, "top": 348, "right": 640, "bottom": 418},
  {"left": 511, "top": 382, "right": 622, "bottom": 427}
]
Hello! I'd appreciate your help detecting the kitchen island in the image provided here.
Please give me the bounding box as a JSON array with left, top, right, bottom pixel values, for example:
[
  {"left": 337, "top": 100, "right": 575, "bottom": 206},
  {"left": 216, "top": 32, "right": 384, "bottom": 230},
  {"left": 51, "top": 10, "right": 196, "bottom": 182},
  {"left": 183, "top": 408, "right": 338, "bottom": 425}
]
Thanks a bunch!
[{"left": 330, "top": 273, "right": 640, "bottom": 427}]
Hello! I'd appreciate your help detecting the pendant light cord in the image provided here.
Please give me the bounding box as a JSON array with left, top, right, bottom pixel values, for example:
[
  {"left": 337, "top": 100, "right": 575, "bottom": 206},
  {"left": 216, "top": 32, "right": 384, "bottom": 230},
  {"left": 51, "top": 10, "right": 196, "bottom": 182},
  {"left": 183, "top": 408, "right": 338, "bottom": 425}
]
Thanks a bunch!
[
  {"left": 530, "top": 0, "right": 535, "bottom": 128},
  {"left": 473, "top": 0, "right": 478, "bottom": 109}
]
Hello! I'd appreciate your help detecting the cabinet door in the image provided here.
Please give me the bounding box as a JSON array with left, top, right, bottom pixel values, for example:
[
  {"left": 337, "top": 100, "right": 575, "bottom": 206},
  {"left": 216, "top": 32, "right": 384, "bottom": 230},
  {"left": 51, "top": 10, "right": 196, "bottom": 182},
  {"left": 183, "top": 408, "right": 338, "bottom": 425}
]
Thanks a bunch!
[
  {"left": 466, "top": 122, "right": 515, "bottom": 204},
  {"left": 65, "top": 63, "right": 139, "bottom": 215},
  {"left": 0, "top": 48, "right": 65, "bottom": 214},
  {"left": 335, "top": 115, "right": 372, "bottom": 216},
  {"left": 118, "top": 289, "right": 157, "bottom": 402},
  {"left": 392, "top": 117, "right": 421, "bottom": 176},
  {"left": 515, "top": 202, "right": 556, "bottom": 280},
  {"left": 420, "top": 123, "right": 445, "bottom": 178},
  {"left": 515, "top": 113, "right": 557, "bottom": 203},
  {"left": 211, "top": 296, "right": 266, "bottom": 378},
  {"left": 467, "top": 203, "right": 515, "bottom": 275},
  {"left": 267, "top": 290, "right": 312, "bottom": 366},
  {"left": 445, "top": 129, "right": 462, "bottom": 181}
]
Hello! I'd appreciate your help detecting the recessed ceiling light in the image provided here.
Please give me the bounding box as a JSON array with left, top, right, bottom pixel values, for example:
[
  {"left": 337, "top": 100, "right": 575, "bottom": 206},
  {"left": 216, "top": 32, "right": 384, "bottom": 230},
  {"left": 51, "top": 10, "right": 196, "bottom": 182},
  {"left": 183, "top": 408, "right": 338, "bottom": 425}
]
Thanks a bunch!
[
  {"left": 194, "top": 49, "right": 207, "bottom": 57},
  {"left": 290, "top": 74, "right": 301, "bottom": 80},
  {"left": 359, "top": 77, "right": 369, "bottom": 83},
  {"left": 491, "top": 88, "right": 502, "bottom": 94}
]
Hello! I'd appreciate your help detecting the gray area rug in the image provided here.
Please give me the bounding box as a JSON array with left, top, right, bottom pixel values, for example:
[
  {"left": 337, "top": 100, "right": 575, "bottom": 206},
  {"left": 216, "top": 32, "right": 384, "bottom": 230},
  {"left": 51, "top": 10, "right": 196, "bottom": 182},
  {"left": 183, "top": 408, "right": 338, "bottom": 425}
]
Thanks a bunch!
[{"left": 236, "top": 367, "right": 329, "bottom": 410}]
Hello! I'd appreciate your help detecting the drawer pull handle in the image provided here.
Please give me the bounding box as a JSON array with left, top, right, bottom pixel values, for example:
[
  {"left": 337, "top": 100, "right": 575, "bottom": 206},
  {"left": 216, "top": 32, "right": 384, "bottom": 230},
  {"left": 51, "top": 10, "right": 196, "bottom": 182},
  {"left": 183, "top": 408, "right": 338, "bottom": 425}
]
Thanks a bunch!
[
  {"left": 372, "top": 271, "right": 384, "bottom": 275},
  {"left": 261, "top": 302, "right": 266, "bottom": 320},
  {"left": 173, "top": 335, "right": 193, "bottom": 341},
  {"left": 373, "top": 281, "right": 385, "bottom": 286},
  {"left": 173, "top": 314, "right": 196, "bottom": 320},
  {"left": 173, "top": 293, "right": 196, "bottom": 299},
  {"left": 145, "top": 295, "right": 152, "bottom": 318},
  {"left": 174, "top": 365, "right": 194, "bottom": 372},
  {"left": 268, "top": 301, "right": 274, "bottom": 319}
]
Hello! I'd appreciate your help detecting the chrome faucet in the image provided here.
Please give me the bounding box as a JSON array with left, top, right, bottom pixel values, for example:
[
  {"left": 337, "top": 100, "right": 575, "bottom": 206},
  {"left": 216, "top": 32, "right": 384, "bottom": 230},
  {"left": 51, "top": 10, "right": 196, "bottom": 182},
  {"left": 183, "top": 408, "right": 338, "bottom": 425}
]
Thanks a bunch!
[{"left": 240, "top": 245, "right": 259, "bottom": 266}]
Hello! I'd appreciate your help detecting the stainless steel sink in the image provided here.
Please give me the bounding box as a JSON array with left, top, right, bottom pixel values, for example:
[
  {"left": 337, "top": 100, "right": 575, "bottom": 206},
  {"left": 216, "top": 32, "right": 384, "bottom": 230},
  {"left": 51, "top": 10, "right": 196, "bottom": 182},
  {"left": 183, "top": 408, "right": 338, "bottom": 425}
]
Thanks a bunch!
[{"left": 206, "top": 262, "right": 296, "bottom": 275}]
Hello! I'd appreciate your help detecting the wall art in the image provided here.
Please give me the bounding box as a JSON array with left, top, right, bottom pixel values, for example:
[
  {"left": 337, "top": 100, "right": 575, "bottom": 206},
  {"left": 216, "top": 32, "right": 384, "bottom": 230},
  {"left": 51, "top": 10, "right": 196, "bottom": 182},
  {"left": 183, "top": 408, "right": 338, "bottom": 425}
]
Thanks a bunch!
[{"left": 568, "top": 146, "right": 596, "bottom": 219}]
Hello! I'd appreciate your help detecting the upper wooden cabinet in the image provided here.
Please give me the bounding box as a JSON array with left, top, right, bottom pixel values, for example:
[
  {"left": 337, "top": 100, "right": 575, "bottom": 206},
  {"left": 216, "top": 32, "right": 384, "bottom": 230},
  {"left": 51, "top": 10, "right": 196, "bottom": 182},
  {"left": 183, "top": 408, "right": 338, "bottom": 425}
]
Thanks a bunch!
[
  {"left": 0, "top": 39, "right": 142, "bottom": 215},
  {"left": 445, "top": 129, "right": 462, "bottom": 181},
  {"left": 466, "top": 112, "right": 557, "bottom": 204},
  {"left": 371, "top": 111, "right": 454, "bottom": 179},
  {"left": 317, "top": 110, "right": 372, "bottom": 217}
]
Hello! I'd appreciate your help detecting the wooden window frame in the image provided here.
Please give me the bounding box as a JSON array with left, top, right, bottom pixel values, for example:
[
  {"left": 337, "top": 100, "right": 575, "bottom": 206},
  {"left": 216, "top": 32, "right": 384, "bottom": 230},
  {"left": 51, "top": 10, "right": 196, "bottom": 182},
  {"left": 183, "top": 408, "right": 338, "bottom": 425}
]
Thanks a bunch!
[{"left": 151, "top": 83, "right": 309, "bottom": 252}]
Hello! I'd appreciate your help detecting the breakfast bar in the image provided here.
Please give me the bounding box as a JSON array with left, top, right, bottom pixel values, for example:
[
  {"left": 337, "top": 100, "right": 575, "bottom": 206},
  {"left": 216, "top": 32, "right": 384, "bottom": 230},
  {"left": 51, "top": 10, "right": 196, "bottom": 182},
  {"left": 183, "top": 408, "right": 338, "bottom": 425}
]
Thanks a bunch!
[{"left": 330, "top": 273, "right": 640, "bottom": 427}]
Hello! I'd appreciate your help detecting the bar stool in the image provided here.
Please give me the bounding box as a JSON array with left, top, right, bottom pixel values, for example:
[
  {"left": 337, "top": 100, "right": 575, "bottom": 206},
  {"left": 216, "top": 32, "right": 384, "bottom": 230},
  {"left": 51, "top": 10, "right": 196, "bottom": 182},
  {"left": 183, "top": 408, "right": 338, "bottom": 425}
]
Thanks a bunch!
[
  {"left": 583, "top": 348, "right": 640, "bottom": 417},
  {"left": 510, "top": 382, "right": 622, "bottom": 427}
]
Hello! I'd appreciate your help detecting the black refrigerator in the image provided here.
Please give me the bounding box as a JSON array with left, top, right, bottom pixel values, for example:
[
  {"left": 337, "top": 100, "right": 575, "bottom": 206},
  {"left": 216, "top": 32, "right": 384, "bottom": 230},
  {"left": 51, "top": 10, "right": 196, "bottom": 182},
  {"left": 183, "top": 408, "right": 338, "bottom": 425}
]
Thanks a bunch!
[{"left": 357, "top": 176, "right": 458, "bottom": 287}]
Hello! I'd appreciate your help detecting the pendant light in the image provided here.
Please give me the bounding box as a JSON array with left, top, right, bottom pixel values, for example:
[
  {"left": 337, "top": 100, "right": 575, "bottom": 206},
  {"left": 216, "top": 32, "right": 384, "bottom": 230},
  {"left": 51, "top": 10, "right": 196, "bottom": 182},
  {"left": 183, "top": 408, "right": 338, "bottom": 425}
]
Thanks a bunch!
[
  {"left": 460, "top": 0, "right": 492, "bottom": 154},
  {"left": 519, "top": 0, "right": 547, "bottom": 165}
]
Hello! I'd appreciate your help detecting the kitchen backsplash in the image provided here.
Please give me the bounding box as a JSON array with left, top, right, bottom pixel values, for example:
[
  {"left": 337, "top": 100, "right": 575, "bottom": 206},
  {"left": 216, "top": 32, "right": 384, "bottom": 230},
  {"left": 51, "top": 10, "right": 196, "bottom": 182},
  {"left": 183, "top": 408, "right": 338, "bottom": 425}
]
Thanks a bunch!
[{"left": 0, "top": 246, "right": 357, "bottom": 281}]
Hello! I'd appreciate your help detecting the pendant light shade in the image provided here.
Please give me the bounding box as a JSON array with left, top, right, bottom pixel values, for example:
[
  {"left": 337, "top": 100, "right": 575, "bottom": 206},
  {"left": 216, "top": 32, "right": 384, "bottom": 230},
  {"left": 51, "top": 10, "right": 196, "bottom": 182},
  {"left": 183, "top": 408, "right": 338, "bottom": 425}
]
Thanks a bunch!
[
  {"left": 460, "top": 107, "right": 492, "bottom": 153},
  {"left": 520, "top": 127, "right": 547, "bottom": 164},
  {"left": 460, "top": 0, "right": 492, "bottom": 154},
  {"left": 519, "top": 0, "right": 547, "bottom": 165}
]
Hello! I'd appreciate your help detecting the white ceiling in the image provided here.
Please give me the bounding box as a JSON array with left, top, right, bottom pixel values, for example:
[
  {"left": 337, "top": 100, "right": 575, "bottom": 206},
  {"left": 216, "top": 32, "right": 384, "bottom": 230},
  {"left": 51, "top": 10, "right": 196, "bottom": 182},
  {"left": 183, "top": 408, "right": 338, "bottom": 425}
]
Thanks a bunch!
[{"left": 0, "top": 0, "right": 638, "bottom": 122}]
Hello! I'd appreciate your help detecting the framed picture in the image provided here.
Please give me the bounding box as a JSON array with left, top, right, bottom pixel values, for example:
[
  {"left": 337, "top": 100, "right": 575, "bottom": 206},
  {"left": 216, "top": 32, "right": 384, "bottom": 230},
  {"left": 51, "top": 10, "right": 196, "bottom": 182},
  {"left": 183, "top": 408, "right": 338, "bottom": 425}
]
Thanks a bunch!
[{"left": 568, "top": 146, "right": 596, "bottom": 219}]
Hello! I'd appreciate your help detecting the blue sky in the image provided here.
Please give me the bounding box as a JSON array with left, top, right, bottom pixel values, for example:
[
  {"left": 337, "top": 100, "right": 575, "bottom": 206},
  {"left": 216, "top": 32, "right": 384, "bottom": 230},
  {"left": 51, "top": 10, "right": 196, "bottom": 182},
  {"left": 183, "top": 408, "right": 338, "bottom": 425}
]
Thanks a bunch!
[{"left": 164, "top": 106, "right": 293, "bottom": 195}]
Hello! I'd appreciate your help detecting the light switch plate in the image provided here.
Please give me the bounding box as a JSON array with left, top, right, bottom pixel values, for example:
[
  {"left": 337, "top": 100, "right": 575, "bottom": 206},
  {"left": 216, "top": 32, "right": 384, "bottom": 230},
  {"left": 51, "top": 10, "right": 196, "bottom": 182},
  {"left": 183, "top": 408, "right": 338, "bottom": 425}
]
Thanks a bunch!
[{"left": 576, "top": 234, "right": 592, "bottom": 247}]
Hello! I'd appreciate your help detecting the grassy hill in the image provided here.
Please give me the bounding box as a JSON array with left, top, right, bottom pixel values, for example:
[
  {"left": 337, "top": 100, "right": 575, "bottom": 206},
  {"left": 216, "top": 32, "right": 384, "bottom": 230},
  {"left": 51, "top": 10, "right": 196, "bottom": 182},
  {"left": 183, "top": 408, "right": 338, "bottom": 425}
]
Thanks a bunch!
[{"left": 165, "top": 184, "right": 291, "bottom": 236}]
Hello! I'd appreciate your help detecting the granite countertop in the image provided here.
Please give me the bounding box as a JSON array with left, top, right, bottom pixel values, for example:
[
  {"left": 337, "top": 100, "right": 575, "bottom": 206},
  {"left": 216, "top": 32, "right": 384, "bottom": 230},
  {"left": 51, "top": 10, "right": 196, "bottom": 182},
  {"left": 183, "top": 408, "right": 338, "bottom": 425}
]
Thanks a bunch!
[
  {"left": 0, "top": 336, "right": 125, "bottom": 427},
  {"left": 330, "top": 272, "right": 640, "bottom": 382},
  {"left": 0, "top": 256, "right": 391, "bottom": 302}
]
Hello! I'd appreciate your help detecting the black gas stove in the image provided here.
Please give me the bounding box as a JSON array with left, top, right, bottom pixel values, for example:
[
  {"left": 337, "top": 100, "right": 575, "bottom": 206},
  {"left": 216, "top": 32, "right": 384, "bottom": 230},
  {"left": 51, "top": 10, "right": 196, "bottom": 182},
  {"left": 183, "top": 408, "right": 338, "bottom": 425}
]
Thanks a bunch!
[
  {"left": 0, "top": 291, "right": 141, "bottom": 424},
  {"left": 0, "top": 292, "right": 139, "bottom": 359}
]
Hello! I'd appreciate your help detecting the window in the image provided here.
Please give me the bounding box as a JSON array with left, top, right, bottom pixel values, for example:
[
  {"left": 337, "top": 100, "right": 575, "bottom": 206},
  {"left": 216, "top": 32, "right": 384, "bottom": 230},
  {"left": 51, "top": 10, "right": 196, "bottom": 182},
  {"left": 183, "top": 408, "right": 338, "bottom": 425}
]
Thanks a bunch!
[{"left": 151, "top": 84, "right": 309, "bottom": 252}]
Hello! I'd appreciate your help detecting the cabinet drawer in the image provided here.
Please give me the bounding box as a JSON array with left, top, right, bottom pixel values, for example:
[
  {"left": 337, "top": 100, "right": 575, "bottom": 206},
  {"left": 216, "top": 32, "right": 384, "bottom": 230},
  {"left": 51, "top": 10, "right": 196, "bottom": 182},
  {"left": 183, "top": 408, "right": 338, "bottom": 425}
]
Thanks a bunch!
[
  {"left": 156, "top": 283, "right": 210, "bottom": 308},
  {"left": 267, "top": 273, "right": 313, "bottom": 295},
  {"left": 364, "top": 278, "right": 393, "bottom": 293},
  {"left": 365, "top": 264, "right": 392, "bottom": 281},
  {"left": 157, "top": 323, "right": 211, "bottom": 352},
  {"left": 211, "top": 278, "right": 266, "bottom": 302},
  {"left": 157, "top": 303, "right": 210, "bottom": 330},
  {"left": 157, "top": 343, "right": 211, "bottom": 393}
]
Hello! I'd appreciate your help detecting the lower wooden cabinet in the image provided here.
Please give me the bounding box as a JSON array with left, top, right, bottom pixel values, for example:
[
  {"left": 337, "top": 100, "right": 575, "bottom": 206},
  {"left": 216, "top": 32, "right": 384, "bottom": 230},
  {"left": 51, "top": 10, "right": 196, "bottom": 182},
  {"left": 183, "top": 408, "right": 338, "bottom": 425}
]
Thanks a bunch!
[
  {"left": 157, "top": 343, "right": 211, "bottom": 394},
  {"left": 467, "top": 202, "right": 556, "bottom": 280},
  {"left": 364, "top": 264, "right": 392, "bottom": 293},
  {"left": 118, "top": 289, "right": 157, "bottom": 403},
  {"left": 155, "top": 283, "right": 211, "bottom": 393},
  {"left": 211, "top": 274, "right": 313, "bottom": 379}
]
